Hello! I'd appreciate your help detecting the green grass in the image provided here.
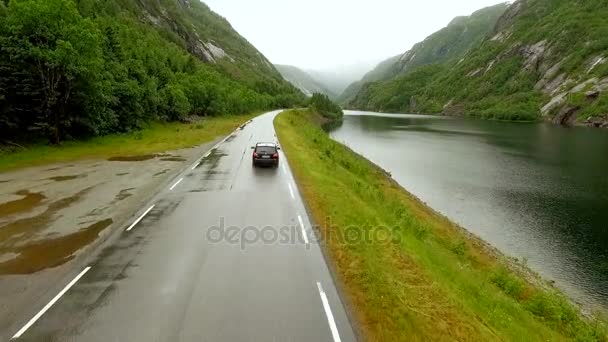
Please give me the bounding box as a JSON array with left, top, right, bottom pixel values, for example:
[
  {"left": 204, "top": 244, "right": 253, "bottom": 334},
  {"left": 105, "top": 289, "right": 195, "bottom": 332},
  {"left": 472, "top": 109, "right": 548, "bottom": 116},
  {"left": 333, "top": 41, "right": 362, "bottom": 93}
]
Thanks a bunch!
[
  {"left": 275, "top": 109, "right": 607, "bottom": 341},
  {"left": 0, "top": 113, "right": 257, "bottom": 172}
]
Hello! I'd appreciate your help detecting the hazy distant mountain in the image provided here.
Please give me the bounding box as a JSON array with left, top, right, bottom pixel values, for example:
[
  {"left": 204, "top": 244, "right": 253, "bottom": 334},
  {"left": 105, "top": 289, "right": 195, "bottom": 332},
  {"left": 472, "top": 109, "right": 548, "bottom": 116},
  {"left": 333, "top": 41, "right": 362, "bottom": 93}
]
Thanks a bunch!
[
  {"left": 338, "top": 55, "right": 401, "bottom": 104},
  {"left": 275, "top": 65, "right": 335, "bottom": 98},
  {"left": 305, "top": 61, "right": 380, "bottom": 96}
]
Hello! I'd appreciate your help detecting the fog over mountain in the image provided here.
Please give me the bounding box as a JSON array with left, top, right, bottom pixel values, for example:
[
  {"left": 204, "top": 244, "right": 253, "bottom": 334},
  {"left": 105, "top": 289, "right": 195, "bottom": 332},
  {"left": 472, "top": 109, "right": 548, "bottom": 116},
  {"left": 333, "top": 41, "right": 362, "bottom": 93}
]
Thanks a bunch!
[
  {"left": 304, "top": 60, "right": 381, "bottom": 96},
  {"left": 203, "top": 0, "right": 507, "bottom": 70}
]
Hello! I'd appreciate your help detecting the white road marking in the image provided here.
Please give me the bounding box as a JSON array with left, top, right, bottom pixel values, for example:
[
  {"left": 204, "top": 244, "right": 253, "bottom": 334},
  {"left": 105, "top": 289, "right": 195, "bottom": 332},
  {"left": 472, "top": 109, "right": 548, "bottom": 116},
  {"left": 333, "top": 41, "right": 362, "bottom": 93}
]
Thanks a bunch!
[
  {"left": 297, "top": 215, "right": 309, "bottom": 245},
  {"left": 12, "top": 266, "right": 92, "bottom": 339},
  {"left": 316, "top": 281, "right": 342, "bottom": 342},
  {"left": 191, "top": 161, "right": 200, "bottom": 170},
  {"left": 169, "top": 177, "right": 183, "bottom": 191},
  {"left": 126, "top": 205, "right": 155, "bottom": 232},
  {"left": 287, "top": 183, "right": 295, "bottom": 200}
]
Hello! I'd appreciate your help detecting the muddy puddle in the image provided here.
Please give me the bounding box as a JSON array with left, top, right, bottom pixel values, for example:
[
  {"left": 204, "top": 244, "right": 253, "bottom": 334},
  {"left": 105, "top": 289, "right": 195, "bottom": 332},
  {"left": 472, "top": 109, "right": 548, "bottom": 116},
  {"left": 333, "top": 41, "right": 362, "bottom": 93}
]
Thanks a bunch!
[
  {"left": 154, "top": 169, "right": 170, "bottom": 177},
  {"left": 0, "top": 187, "right": 93, "bottom": 246},
  {"left": 116, "top": 172, "right": 129, "bottom": 176},
  {"left": 108, "top": 155, "right": 156, "bottom": 162},
  {"left": 0, "top": 190, "right": 46, "bottom": 217},
  {"left": 114, "top": 188, "right": 135, "bottom": 201},
  {"left": 108, "top": 153, "right": 187, "bottom": 163},
  {"left": 0, "top": 218, "right": 113, "bottom": 274},
  {"left": 47, "top": 174, "right": 85, "bottom": 182},
  {"left": 160, "top": 157, "right": 186, "bottom": 162}
]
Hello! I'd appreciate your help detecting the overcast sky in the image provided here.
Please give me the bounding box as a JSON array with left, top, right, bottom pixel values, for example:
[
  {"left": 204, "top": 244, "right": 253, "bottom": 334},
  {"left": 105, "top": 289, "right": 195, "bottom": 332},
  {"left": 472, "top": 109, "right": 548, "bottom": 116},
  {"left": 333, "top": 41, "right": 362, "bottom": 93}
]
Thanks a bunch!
[{"left": 203, "top": 0, "right": 508, "bottom": 71}]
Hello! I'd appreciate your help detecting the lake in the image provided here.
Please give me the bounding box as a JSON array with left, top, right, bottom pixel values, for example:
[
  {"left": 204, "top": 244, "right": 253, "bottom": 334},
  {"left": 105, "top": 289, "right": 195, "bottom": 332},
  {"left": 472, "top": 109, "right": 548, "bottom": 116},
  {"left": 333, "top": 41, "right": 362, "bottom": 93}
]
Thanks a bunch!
[{"left": 330, "top": 110, "right": 608, "bottom": 311}]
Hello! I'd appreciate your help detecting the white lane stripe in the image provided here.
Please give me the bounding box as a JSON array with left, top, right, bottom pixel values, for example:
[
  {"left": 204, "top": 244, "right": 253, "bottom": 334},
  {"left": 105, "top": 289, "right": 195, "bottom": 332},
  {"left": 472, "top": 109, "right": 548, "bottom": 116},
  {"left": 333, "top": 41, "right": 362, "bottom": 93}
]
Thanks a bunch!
[
  {"left": 287, "top": 183, "right": 295, "bottom": 200},
  {"left": 316, "top": 281, "right": 342, "bottom": 342},
  {"left": 12, "top": 266, "right": 92, "bottom": 339},
  {"left": 297, "top": 215, "right": 309, "bottom": 245},
  {"left": 126, "top": 205, "right": 155, "bottom": 232},
  {"left": 169, "top": 177, "right": 183, "bottom": 191},
  {"left": 191, "top": 161, "right": 200, "bottom": 170}
]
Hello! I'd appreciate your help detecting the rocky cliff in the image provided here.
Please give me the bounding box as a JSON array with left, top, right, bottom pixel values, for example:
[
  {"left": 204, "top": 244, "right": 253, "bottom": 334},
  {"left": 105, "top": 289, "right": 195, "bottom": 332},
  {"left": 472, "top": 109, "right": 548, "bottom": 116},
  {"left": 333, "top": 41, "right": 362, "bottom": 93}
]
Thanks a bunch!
[{"left": 350, "top": 0, "right": 608, "bottom": 126}]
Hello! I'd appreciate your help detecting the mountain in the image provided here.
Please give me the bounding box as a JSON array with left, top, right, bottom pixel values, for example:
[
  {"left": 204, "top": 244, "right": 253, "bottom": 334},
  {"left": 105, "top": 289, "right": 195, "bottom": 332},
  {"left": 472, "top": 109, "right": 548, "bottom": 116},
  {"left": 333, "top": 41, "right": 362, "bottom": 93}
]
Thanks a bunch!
[
  {"left": 338, "top": 55, "right": 401, "bottom": 104},
  {"left": 392, "top": 3, "right": 509, "bottom": 76},
  {"left": 342, "top": 2, "right": 508, "bottom": 105},
  {"left": 350, "top": 0, "right": 608, "bottom": 126},
  {"left": 306, "top": 60, "right": 380, "bottom": 96},
  {"left": 0, "top": 0, "right": 302, "bottom": 144},
  {"left": 275, "top": 64, "right": 335, "bottom": 98}
]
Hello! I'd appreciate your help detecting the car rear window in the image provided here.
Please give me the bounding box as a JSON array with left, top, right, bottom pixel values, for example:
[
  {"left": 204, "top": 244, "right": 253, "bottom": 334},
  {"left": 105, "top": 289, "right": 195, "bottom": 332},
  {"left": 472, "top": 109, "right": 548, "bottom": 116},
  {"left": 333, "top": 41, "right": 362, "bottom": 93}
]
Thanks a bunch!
[{"left": 256, "top": 146, "right": 276, "bottom": 154}]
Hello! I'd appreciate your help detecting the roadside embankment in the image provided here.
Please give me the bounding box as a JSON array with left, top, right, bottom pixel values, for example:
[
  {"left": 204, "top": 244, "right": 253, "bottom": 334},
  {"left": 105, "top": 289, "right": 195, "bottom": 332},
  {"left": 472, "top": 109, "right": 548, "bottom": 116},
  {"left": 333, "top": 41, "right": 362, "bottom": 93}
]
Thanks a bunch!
[{"left": 274, "top": 109, "right": 607, "bottom": 341}]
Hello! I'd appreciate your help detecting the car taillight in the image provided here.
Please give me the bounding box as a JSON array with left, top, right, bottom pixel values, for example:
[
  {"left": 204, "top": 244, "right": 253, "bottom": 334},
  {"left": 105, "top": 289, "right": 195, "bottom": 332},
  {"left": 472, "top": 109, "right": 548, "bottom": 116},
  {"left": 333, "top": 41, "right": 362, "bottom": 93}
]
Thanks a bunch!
[
  {"left": 253, "top": 152, "right": 258, "bottom": 158},
  {"left": 272, "top": 153, "right": 278, "bottom": 159}
]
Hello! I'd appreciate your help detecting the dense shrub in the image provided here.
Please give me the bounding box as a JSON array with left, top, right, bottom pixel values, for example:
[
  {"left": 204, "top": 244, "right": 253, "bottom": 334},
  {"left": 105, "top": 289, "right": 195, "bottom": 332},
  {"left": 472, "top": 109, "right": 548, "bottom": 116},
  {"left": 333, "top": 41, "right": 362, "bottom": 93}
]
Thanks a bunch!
[{"left": 309, "top": 93, "right": 343, "bottom": 120}]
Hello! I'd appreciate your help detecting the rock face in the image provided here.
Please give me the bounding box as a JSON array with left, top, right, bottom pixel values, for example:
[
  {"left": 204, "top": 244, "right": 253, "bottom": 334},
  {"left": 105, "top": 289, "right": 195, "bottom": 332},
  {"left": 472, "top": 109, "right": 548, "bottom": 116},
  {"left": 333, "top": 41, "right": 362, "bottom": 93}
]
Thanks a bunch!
[
  {"left": 392, "top": 3, "right": 509, "bottom": 76},
  {"left": 521, "top": 40, "right": 548, "bottom": 72},
  {"left": 340, "top": 2, "right": 508, "bottom": 105},
  {"left": 136, "top": 0, "right": 281, "bottom": 79},
  {"left": 349, "top": 0, "right": 608, "bottom": 126}
]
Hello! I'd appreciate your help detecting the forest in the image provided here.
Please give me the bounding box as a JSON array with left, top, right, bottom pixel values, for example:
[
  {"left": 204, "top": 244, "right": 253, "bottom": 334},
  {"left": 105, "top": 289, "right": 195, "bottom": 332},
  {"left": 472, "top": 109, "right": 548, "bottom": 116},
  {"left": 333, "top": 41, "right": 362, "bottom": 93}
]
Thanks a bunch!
[{"left": 0, "top": 0, "right": 304, "bottom": 145}]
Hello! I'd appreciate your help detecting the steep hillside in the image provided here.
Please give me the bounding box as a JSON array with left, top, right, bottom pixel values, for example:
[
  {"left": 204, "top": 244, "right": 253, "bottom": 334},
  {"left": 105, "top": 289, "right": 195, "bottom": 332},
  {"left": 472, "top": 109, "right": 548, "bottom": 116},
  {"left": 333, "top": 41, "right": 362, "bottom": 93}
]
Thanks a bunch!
[
  {"left": 275, "top": 64, "right": 335, "bottom": 98},
  {"left": 78, "top": 0, "right": 288, "bottom": 89},
  {"left": 0, "top": 0, "right": 302, "bottom": 144},
  {"left": 341, "top": 3, "right": 508, "bottom": 105},
  {"left": 351, "top": 0, "right": 608, "bottom": 126},
  {"left": 338, "top": 55, "right": 400, "bottom": 104},
  {"left": 392, "top": 3, "right": 509, "bottom": 76}
]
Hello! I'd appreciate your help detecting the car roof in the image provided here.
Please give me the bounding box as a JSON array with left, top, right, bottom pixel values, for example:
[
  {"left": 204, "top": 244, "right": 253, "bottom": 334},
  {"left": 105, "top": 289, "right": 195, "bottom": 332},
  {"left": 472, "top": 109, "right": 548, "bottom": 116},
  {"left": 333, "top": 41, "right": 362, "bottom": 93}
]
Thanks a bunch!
[{"left": 256, "top": 142, "right": 277, "bottom": 147}]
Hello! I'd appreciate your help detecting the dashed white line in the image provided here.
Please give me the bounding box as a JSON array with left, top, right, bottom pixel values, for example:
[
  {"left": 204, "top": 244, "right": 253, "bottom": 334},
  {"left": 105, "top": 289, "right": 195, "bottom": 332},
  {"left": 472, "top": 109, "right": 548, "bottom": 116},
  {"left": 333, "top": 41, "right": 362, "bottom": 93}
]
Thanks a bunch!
[
  {"left": 297, "top": 215, "right": 309, "bottom": 245},
  {"left": 169, "top": 177, "right": 183, "bottom": 191},
  {"left": 287, "top": 183, "right": 295, "bottom": 200},
  {"left": 12, "top": 266, "right": 92, "bottom": 339},
  {"left": 316, "top": 281, "right": 342, "bottom": 342},
  {"left": 191, "top": 161, "right": 200, "bottom": 170},
  {"left": 126, "top": 205, "right": 155, "bottom": 232}
]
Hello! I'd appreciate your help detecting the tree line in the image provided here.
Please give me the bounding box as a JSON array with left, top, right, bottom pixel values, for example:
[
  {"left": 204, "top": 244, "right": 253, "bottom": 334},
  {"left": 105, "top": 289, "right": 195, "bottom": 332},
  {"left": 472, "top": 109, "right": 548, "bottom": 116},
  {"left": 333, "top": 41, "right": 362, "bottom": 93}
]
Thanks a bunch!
[{"left": 0, "top": 0, "right": 303, "bottom": 145}]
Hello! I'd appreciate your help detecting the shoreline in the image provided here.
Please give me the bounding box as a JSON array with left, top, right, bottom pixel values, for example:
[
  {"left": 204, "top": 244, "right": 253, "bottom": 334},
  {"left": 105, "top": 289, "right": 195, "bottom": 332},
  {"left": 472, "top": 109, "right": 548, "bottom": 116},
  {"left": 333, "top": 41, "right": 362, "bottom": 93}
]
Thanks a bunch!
[
  {"left": 343, "top": 109, "right": 608, "bottom": 128},
  {"left": 275, "top": 108, "right": 607, "bottom": 340}
]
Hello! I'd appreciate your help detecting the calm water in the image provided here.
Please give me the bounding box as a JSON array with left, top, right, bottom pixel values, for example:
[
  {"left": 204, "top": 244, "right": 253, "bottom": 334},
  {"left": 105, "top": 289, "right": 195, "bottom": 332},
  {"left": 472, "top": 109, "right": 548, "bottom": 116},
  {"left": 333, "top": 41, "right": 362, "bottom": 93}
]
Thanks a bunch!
[{"left": 330, "top": 110, "right": 608, "bottom": 310}]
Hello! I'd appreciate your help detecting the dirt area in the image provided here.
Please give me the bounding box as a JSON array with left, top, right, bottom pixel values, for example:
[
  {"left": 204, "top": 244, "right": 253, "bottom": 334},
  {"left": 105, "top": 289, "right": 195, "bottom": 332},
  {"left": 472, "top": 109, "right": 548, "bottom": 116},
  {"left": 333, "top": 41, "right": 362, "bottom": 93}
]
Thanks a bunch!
[{"left": 0, "top": 138, "right": 219, "bottom": 333}]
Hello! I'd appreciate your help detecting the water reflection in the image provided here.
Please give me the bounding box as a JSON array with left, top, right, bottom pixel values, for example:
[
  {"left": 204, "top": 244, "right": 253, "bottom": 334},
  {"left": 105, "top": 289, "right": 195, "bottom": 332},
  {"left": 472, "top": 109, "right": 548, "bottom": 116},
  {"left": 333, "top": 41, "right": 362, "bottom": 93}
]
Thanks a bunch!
[{"left": 330, "top": 111, "right": 608, "bottom": 310}]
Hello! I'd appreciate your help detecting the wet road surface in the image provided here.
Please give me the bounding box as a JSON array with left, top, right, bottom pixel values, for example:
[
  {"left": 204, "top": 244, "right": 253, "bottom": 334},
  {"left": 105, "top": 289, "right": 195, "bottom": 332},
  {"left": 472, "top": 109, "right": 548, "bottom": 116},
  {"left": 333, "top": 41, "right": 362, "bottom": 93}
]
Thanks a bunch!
[{"left": 8, "top": 110, "right": 356, "bottom": 342}]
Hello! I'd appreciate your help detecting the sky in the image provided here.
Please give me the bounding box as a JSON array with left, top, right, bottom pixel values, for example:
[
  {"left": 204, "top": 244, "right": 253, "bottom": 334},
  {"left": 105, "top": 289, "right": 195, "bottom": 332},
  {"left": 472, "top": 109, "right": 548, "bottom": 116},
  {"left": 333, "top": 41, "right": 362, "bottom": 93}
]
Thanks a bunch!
[{"left": 203, "top": 0, "right": 508, "bottom": 72}]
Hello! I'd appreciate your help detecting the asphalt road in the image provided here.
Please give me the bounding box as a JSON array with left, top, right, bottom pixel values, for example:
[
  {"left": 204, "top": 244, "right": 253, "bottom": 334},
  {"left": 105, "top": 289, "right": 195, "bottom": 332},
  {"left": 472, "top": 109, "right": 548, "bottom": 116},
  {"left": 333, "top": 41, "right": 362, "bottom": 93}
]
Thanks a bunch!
[{"left": 8, "top": 110, "right": 357, "bottom": 342}]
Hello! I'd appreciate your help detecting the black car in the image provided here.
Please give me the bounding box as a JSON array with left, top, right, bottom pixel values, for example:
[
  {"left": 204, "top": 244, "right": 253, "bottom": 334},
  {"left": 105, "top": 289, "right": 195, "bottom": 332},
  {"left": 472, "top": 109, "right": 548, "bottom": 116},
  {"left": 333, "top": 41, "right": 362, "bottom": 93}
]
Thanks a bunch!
[{"left": 251, "top": 142, "right": 280, "bottom": 168}]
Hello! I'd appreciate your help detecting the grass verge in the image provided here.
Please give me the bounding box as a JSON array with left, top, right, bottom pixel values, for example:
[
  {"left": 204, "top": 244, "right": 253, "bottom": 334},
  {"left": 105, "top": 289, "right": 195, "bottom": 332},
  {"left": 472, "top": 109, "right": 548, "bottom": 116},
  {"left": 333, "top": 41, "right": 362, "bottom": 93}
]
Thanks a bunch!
[
  {"left": 0, "top": 113, "right": 258, "bottom": 172},
  {"left": 275, "top": 109, "right": 607, "bottom": 341}
]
